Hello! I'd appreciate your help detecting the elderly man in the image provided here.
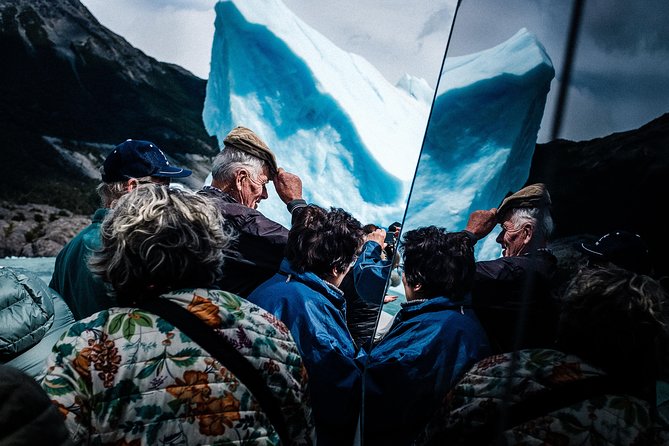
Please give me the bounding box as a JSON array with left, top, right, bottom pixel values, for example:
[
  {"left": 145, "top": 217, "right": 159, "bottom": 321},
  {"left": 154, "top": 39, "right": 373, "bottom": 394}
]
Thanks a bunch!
[
  {"left": 464, "top": 183, "right": 559, "bottom": 353},
  {"left": 198, "top": 126, "right": 306, "bottom": 296},
  {"left": 50, "top": 139, "right": 192, "bottom": 319}
]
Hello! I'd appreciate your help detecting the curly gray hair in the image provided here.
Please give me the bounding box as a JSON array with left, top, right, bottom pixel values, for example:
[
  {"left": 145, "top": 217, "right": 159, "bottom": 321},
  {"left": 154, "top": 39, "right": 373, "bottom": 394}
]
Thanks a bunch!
[{"left": 89, "top": 184, "right": 235, "bottom": 304}]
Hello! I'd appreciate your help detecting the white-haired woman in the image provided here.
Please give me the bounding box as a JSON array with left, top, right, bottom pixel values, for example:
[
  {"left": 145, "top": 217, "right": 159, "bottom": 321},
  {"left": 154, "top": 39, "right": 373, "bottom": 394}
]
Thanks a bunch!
[{"left": 42, "top": 184, "right": 314, "bottom": 445}]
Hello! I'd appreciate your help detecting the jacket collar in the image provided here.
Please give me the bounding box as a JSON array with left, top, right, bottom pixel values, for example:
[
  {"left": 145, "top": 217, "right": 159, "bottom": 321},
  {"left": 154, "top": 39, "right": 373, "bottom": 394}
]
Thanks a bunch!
[
  {"left": 397, "top": 295, "right": 470, "bottom": 321},
  {"left": 200, "top": 185, "right": 237, "bottom": 204},
  {"left": 92, "top": 208, "right": 109, "bottom": 222},
  {"left": 279, "top": 258, "right": 346, "bottom": 311}
]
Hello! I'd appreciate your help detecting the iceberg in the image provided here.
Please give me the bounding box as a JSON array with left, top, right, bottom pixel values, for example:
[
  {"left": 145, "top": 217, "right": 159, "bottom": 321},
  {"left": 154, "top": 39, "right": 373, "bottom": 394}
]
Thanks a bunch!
[
  {"left": 403, "top": 28, "right": 555, "bottom": 259},
  {"left": 203, "top": 0, "right": 433, "bottom": 227}
]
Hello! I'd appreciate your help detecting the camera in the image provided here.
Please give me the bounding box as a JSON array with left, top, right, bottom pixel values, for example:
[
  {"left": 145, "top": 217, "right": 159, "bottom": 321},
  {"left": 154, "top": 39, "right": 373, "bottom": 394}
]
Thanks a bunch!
[{"left": 383, "top": 221, "right": 402, "bottom": 259}]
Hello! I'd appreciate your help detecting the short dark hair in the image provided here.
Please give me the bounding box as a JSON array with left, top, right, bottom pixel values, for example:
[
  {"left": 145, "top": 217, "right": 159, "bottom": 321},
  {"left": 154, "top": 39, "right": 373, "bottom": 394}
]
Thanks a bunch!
[
  {"left": 286, "top": 205, "right": 364, "bottom": 279},
  {"left": 401, "top": 227, "right": 475, "bottom": 300}
]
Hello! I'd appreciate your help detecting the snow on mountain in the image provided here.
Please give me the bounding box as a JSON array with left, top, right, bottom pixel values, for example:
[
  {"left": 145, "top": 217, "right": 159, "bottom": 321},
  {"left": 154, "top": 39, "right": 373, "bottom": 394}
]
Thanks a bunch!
[{"left": 203, "top": 0, "right": 432, "bottom": 227}]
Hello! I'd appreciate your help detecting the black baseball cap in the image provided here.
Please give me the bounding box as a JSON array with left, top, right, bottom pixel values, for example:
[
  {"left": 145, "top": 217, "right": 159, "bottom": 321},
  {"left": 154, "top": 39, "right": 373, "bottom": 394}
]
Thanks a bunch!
[
  {"left": 580, "top": 230, "right": 651, "bottom": 275},
  {"left": 101, "top": 139, "right": 192, "bottom": 183}
]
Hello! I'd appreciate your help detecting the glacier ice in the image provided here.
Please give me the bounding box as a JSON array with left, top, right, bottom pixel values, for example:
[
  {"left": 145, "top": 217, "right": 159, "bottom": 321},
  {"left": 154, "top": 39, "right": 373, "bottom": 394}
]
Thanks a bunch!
[
  {"left": 203, "top": 0, "right": 432, "bottom": 227},
  {"left": 203, "top": 0, "right": 555, "bottom": 263},
  {"left": 403, "top": 28, "right": 555, "bottom": 260}
]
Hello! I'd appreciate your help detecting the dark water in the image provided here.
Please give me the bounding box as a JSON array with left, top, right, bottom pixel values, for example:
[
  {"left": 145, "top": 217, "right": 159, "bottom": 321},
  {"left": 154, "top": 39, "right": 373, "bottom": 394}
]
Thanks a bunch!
[{"left": 0, "top": 257, "right": 56, "bottom": 284}]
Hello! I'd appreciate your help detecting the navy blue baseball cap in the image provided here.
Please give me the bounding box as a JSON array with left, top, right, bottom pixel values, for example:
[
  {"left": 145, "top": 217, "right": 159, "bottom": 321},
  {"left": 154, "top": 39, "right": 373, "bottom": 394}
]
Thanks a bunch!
[{"left": 101, "top": 139, "right": 192, "bottom": 183}]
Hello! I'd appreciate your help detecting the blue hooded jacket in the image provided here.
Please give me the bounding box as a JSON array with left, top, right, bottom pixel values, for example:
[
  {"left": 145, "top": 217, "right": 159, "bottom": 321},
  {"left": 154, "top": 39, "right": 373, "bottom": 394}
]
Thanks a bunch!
[
  {"left": 248, "top": 259, "right": 365, "bottom": 446},
  {"left": 363, "top": 296, "right": 490, "bottom": 446}
]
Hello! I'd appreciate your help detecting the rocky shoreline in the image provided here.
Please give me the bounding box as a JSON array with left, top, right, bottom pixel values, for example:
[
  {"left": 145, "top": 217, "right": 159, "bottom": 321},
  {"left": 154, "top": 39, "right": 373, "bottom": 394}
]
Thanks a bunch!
[{"left": 0, "top": 202, "right": 90, "bottom": 257}]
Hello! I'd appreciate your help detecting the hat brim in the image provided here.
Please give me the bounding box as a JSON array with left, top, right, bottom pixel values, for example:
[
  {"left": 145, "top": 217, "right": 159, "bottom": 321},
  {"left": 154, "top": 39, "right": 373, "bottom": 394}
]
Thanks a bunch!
[
  {"left": 153, "top": 166, "right": 192, "bottom": 178},
  {"left": 579, "top": 242, "right": 606, "bottom": 258}
]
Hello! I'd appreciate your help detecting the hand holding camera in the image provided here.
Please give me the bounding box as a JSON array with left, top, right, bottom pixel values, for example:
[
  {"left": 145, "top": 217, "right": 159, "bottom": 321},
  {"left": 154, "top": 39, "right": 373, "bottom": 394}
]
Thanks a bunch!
[{"left": 383, "top": 222, "right": 402, "bottom": 259}]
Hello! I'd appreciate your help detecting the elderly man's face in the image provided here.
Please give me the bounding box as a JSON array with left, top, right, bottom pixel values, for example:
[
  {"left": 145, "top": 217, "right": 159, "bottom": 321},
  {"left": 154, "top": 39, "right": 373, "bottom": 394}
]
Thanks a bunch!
[
  {"left": 239, "top": 165, "right": 270, "bottom": 209},
  {"left": 495, "top": 218, "right": 530, "bottom": 257}
]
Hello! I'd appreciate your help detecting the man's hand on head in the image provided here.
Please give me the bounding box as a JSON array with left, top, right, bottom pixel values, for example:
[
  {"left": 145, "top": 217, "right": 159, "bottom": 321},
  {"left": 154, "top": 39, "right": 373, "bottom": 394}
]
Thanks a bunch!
[
  {"left": 273, "top": 168, "right": 303, "bottom": 204},
  {"left": 465, "top": 208, "right": 497, "bottom": 241}
]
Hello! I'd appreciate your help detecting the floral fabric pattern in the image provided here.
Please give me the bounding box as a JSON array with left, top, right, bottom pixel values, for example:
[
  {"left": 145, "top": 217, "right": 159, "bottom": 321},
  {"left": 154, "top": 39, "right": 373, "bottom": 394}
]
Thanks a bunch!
[
  {"left": 42, "top": 288, "right": 314, "bottom": 445},
  {"left": 414, "top": 349, "right": 668, "bottom": 446}
]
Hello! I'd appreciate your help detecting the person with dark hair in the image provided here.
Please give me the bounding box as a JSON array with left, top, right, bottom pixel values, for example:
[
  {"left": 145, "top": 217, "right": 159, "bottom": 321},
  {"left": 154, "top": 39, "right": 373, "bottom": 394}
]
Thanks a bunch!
[
  {"left": 248, "top": 204, "right": 365, "bottom": 446},
  {"left": 49, "top": 139, "right": 193, "bottom": 320},
  {"left": 42, "top": 185, "right": 314, "bottom": 446},
  {"left": 465, "top": 183, "right": 559, "bottom": 353},
  {"left": 363, "top": 226, "right": 490, "bottom": 446},
  {"left": 0, "top": 364, "right": 72, "bottom": 445},
  {"left": 198, "top": 126, "right": 307, "bottom": 297},
  {"left": 340, "top": 223, "right": 399, "bottom": 349},
  {"left": 415, "top": 265, "right": 669, "bottom": 446}
]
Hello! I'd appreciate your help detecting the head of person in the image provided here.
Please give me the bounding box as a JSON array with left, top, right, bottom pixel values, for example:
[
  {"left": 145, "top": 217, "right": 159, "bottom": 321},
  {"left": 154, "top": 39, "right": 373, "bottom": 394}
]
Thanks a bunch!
[
  {"left": 579, "top": 230, "right": 652, "bottom": 275},
  {"left": 89, "top": 184, "right": 235, "bottom": 305},
  {"left": 285, "top": 205, "right": 364, "bottom": 288},
  {"left": 210, "top": 126, "right": 279, "bottom": 209},
  {"left": 556, "top": 265, "right": 668, "bottom": 386},
  {"left": 97, "top": 139, "right": 192, "bottom": 208},
  {"left": 0, "top": 364, "right": 71, "bottom": 446},
  {"left": 400, "top": 227, "right": 475, "bottom": 302},
  {"left": 495, "top": 183, "right": 554, "bottom": 257}
]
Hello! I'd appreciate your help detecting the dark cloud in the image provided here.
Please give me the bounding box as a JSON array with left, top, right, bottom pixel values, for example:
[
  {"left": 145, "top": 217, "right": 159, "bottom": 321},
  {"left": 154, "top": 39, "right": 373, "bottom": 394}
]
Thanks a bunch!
[
  {"left": 439, "top": 0, "right": 669, "bottom": 141},
  {"left": 584, "top": 0, "right": 669, "bottom": 54},
  {"left": 571, "top": 68, "right": 669, "bottom": 104}
]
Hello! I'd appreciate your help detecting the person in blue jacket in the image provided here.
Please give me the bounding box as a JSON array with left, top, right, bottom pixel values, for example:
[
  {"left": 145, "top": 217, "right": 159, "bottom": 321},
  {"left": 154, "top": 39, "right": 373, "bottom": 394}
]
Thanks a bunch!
[
  {"left": 247, "top": 204, "right": 365, "bottom": 446},
  {"left": 341, "top": 223, "right": 399, "bottom": 350},
  {"left": 363, "top": 226, "right": 491, "bottom": 446}
]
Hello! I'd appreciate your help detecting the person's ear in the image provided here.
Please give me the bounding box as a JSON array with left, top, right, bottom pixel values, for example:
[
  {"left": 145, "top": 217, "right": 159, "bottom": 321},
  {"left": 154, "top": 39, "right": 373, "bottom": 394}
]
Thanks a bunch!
[
  {"left": 126, "top": 178, "right": 139, "bottom": 192},
  {"left": 235, "top": 169, "right": 249, "bottom": 191},
  {"left": 523, "top": 223, "right": 534, "bottom": 244}
]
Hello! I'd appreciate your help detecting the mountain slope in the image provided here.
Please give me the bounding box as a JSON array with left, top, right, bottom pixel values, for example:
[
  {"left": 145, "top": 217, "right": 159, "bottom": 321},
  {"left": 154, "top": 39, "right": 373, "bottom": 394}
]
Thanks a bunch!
[
  {"left": 527, "top": 112, "right": 669, "bottom": 279},
  {"left": 0, "top": 0, "right": 217, "bottom": 213}
]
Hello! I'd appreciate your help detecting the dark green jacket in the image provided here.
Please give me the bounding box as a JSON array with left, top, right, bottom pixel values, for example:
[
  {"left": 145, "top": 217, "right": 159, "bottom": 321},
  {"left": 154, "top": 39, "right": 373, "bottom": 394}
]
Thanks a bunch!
[{"left": 49, "top": 208, "right": 116, "bottom": 319}]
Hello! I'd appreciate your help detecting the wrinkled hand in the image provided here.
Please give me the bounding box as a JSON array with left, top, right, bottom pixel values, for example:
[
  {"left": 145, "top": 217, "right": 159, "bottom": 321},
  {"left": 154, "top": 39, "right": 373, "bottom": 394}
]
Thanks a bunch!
[
  {"left": 366, "top": 228, "right": 387, "bottom": 248},
  {"left": 273, "top": 168, "right": 303, "bottom": 204},
  {"left": 465, "top": 208, "right": 497, "bottom": 240}
]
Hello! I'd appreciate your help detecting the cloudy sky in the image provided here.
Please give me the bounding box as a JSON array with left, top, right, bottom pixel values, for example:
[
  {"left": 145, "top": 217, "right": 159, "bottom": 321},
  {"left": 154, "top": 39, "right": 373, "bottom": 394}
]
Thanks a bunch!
[
  {"left": 80, "top": 0, "right": 668, "bottom": 142},
  {"left": 446, "top": 0, "right": 669, "bottom": 141},
  {"left": 79, "top": 0, "right": 456, "bottom": 87}
]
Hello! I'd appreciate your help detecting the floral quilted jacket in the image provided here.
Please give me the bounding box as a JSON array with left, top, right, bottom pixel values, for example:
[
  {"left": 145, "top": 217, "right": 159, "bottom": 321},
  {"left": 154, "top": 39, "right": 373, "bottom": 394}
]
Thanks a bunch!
[
  {"left": 41, "top": 288, "right": 315, "bottom": 445},
  {"left": 414, "top": 349, "right": 669, "bottom": 446}
]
